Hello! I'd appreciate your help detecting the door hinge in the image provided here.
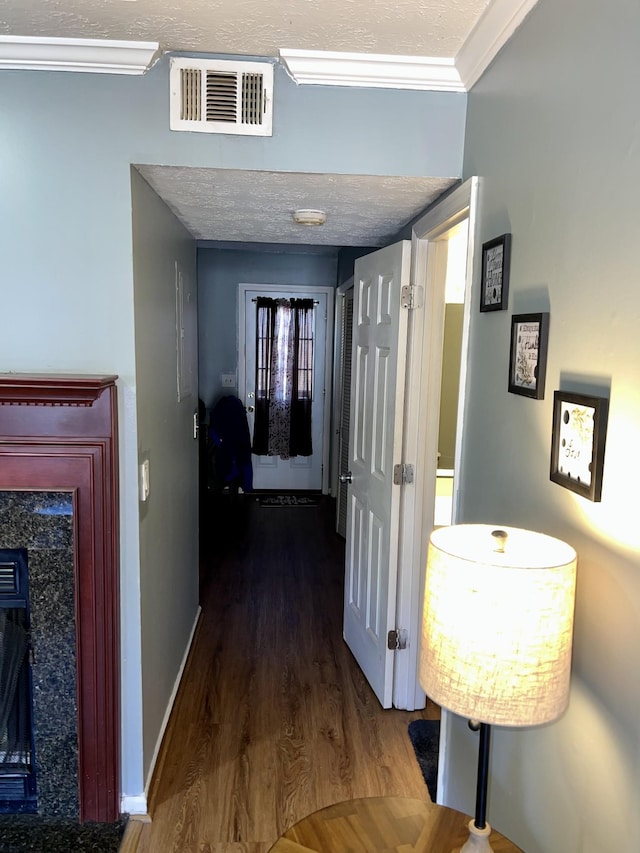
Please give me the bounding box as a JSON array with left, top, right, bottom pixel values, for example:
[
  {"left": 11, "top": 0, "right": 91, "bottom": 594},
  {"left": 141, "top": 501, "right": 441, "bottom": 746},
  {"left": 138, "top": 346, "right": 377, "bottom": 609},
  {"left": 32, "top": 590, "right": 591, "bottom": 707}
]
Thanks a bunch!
[
  {"left": 393, "top": 463, "right": 414, "bottom": 485},
  {"left": 401, "top": 284, "right": 423, "bottom": 310},
  {"left": 387, "top": 628, "right": 408, "bottom": 650}
]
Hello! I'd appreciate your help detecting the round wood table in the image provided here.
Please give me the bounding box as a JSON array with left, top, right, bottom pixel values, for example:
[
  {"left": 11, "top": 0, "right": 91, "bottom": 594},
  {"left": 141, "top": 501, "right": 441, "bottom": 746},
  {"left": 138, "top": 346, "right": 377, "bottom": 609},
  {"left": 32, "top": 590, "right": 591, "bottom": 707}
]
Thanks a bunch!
[{"left": 268, "top": 796, "right": 523, "bottom": 853}]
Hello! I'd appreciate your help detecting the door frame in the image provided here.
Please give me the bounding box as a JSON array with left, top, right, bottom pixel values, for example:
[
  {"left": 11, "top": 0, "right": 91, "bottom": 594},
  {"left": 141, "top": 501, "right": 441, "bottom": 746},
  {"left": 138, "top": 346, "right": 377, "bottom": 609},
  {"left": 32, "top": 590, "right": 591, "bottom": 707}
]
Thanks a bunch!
[
  {"left": 393, "top": 177, "right": 480, "bottom": 712},
  {"left": 237, "top": 282, "right": 335, "bottom": 494}
]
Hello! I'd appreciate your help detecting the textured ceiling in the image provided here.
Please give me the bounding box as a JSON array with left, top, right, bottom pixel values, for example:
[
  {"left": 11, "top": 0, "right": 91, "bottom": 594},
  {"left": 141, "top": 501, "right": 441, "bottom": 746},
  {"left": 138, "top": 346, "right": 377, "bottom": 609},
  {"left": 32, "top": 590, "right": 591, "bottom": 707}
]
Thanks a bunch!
[
  {"left": 0, "top": 0, "right": 491, "bottom": 59},
  {"left": 1, "top": 0, "right": 485, "bottom": 246},
  {"left": 136, "top": 167, "right": 457, "bottom": 246}
]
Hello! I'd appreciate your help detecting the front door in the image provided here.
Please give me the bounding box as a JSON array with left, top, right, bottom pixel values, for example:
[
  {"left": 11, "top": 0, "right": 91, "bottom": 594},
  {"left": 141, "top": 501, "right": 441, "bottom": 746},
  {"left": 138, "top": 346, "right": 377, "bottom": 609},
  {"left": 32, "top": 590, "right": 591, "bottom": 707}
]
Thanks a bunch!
[
  {"left": 240, "top": 285, "right": 331, "bottom": 492},
  {"left": 342, "top": 241, "right": 411, "bottom": 708}
]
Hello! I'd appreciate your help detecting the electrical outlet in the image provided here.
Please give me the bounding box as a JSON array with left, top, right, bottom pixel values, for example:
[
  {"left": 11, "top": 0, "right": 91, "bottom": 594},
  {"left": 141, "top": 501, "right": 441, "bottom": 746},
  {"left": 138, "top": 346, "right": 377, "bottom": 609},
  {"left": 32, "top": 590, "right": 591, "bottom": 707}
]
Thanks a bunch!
[{"left": 221, "top": 373, "right": 236, "bottom": 388}]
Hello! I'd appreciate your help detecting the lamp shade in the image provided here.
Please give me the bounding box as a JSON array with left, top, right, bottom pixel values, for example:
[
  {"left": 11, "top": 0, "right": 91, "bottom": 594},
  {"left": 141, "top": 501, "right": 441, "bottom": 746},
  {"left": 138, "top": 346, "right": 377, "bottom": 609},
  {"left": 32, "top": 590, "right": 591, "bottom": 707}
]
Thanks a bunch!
[{"left": 419, "top": 524, "right": 577, "bottom": 727}]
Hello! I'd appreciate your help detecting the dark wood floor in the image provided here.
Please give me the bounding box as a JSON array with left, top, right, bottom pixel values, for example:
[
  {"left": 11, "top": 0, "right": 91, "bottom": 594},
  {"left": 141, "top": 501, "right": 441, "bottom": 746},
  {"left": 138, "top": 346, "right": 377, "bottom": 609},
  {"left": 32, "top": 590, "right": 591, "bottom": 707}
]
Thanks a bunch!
[{"left": 125, "top": 495, "right": 438, "bottom": 853}]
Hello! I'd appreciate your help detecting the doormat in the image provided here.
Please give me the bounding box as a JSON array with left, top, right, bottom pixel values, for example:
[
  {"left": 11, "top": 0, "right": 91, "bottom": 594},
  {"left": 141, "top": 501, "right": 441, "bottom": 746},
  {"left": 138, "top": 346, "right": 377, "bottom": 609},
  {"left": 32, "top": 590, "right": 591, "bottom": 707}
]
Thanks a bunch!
[
  {"left": 0, "top": 814, "right": 127, "bottom": 853},
  {"left": 408, "top": 719, "right": 440, "bottom": 802},
  {"left": 258, "top": 494, "right": 320, "bottom": 507}
]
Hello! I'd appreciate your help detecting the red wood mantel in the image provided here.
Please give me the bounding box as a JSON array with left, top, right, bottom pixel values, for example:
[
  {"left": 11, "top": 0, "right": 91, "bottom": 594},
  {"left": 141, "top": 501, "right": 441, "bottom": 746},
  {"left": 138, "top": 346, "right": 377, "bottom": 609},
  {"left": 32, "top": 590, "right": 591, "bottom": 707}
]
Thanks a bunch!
[{"left": 0, "top": 374, "right": 120, "bottom": 823}]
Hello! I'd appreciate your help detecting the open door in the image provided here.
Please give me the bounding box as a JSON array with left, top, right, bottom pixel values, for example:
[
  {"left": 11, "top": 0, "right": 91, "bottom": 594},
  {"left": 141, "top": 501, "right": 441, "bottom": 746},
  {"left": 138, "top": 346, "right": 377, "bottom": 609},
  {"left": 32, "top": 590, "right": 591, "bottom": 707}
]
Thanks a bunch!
[{"left": 342, "top": 241, "right": 411, "bottom": 708}]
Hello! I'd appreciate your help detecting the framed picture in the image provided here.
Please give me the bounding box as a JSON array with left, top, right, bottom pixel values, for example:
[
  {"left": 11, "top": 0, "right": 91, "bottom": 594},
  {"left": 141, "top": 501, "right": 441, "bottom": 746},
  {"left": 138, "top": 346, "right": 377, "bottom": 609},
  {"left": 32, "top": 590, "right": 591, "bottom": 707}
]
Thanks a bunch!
[
  {"left": 508, "top": 312, "right": 549, "bottom": 399},
  {"left": 480, "top": 233, "right": 511, "bottom": 312},
  {"left": 550, "top": 390, "right": 609, "bottom": 501}
]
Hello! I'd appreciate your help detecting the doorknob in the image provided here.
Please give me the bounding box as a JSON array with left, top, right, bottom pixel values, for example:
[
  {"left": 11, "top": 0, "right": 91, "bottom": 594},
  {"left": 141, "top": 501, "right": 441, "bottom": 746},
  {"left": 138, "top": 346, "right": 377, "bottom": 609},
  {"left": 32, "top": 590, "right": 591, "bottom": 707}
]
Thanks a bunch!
[{"left": 339, "top": 471, "right": 353, "bottom": 484}]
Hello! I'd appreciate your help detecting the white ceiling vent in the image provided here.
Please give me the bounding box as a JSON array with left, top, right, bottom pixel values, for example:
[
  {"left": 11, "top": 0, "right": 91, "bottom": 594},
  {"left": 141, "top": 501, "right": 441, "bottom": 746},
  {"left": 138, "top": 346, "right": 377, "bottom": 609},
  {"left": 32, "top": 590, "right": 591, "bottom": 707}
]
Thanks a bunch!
[{"left": 170, "top": 57, "right": 273, "bottom": 136}]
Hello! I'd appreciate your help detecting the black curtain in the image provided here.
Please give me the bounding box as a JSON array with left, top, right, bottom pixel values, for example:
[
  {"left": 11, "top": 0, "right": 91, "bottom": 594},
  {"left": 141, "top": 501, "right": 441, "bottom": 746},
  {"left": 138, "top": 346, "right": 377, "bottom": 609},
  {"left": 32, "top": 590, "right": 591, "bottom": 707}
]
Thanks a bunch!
[{"left": 252, "top": 297, "right": 314, "bottom": 458}]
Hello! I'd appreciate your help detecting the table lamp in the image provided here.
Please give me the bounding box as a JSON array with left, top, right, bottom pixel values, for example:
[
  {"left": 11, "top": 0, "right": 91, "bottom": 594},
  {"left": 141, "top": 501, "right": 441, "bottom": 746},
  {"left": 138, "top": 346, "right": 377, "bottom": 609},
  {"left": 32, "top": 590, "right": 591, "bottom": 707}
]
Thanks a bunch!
[{"left": 419, "top": 524, "right": 577, "bottom": 852}]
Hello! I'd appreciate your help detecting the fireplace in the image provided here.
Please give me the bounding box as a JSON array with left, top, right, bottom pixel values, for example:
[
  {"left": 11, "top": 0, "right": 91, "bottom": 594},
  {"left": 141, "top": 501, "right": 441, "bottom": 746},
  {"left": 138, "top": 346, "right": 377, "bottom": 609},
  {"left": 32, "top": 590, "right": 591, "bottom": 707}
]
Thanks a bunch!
[{"left": 0, "top": 376, "right": 120, "bottom": 823}]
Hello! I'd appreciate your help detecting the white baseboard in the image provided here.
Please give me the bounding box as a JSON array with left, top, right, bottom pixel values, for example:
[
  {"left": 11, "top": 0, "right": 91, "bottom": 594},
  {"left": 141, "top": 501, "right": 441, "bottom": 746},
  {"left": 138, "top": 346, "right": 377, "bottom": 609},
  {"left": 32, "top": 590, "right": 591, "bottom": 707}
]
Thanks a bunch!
[
  {"left": 119, "top": 605, "right": 202, "bottom": 816},
  {"left": 121, "top": 793, "right": 148, "bottom": 815},
  {"left": 144, "top": 605, "right": 202, "bottom": 795},
  {"left": 435, "top": 709, "right": 451, "bottom": 805}
]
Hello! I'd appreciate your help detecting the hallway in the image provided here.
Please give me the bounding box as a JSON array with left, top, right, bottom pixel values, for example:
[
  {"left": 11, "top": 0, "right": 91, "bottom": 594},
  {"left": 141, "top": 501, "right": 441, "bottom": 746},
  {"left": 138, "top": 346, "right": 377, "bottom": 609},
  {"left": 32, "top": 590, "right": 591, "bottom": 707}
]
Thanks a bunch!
[{"left": 127, "top": 495, "right": 438, "bottom": 852}]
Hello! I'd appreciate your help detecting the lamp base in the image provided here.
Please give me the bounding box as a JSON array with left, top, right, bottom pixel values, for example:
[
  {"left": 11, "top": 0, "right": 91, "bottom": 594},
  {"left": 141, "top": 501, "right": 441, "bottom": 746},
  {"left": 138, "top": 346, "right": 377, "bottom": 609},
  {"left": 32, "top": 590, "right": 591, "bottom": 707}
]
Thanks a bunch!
[{"left": 460, "top": 819, "right": 494, "bottom": 852}]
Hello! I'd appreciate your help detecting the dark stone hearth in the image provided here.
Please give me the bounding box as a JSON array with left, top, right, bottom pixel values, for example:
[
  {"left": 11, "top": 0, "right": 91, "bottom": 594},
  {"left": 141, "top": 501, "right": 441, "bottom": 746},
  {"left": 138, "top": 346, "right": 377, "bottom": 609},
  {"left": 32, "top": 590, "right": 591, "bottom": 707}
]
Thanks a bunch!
[{"left": 0, "top": 814, "right": 127, "bottom": 852}]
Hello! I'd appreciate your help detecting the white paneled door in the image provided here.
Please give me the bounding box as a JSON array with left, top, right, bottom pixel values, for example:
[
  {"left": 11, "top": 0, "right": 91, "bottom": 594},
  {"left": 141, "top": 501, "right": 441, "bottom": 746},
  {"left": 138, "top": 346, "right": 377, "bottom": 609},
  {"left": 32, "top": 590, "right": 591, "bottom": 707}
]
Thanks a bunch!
[{"left": 342, "top": 241, "right": 411, "bottom": 708}]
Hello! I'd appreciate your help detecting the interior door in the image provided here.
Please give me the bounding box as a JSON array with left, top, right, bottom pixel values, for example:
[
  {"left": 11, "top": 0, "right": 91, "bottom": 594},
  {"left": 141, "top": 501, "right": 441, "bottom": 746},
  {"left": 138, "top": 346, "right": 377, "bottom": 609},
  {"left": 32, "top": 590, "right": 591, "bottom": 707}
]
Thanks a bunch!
[
  {"left": 242, "top": 287, "right": 328, "bottom": 491},
  {"left": 342, "top": 241, "right": 411, "bottom": 708}
]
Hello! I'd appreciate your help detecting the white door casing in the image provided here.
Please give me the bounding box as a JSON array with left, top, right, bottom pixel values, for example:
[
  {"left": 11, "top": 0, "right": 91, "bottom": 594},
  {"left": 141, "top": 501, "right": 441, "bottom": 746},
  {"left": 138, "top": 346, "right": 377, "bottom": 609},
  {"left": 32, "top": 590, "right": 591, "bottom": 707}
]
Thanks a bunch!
[
  {"left": 238, "top": 284, "right": 334, "bottom": 492},
  {"left": 342, "top": 241, "right": 411, "bottom": 708},
  {"left": 391, "top": 179, "right": 479, "bottom": 808},
  {"left": 393, "top": 177, "right": 479, "bottom": 715},
  {"left": 339, "top": 179, "right": 479, "bottom": 718}
]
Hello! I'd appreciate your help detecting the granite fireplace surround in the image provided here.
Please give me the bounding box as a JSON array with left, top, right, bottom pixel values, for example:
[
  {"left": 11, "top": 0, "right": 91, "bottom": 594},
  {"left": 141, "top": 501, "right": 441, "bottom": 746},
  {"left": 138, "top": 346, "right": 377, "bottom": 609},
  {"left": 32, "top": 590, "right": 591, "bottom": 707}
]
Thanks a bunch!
[{"left": 0, "top": 375, "right": 120, "bottom": 823}]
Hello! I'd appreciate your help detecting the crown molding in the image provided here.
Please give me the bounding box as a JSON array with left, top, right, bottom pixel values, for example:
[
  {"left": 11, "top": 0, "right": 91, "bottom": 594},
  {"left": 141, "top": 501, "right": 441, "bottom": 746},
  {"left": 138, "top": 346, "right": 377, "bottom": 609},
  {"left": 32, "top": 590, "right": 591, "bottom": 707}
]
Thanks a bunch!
[
  {"left": 0, "top": 0, "right": 538, "bottom": 82},
  {"left": 279, "top": 49, "right": 464, "bottom": 92},
  {"left": 0, "top": 35, "right": 160, "bottom": 74},
  {"left": 456, "top": 0, "right": 540, "bottom": 89},
  {"left": 280, "top": 0, "right": 540, "bottom": 92}
]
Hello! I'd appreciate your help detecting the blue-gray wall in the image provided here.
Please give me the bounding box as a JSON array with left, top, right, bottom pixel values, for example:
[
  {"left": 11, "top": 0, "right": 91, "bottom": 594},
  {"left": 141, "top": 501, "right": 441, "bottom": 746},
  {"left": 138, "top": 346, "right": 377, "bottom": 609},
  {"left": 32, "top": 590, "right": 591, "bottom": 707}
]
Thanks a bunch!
[
  {"left": 131, "top": 169, "right": 200, "bottom": 783},
  {"left": 198, "top": 245, "right": 339, "bottom": 407},
  {"left": 0, "top": 53, "right": 465, "bottom": 806},
  {"left": 453, "top": 0, "right": 640, "bottom": 850}
]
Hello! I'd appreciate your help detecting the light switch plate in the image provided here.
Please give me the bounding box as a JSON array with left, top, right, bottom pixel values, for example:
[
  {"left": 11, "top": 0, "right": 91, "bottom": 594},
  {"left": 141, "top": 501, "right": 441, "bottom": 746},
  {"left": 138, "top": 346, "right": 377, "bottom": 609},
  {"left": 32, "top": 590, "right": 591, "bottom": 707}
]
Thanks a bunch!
[{"left": 139, "top": 458, "right": 150, "bottom": 502}]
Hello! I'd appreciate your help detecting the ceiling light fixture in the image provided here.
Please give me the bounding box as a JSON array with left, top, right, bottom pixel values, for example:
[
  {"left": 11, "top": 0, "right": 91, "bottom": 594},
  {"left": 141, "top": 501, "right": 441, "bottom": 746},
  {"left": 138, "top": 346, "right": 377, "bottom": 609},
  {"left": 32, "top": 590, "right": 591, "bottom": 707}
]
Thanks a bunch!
[{"left": 292, "top": 209, "right": 327, "bottom": 226}]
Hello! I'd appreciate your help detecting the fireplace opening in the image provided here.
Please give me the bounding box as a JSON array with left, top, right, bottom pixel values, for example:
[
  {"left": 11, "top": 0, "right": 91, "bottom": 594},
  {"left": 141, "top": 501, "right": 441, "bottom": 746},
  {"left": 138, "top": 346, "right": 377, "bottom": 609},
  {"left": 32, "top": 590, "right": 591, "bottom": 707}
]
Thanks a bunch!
[{"left": 0, "top": 549, "right": 37, "bottom": 813}]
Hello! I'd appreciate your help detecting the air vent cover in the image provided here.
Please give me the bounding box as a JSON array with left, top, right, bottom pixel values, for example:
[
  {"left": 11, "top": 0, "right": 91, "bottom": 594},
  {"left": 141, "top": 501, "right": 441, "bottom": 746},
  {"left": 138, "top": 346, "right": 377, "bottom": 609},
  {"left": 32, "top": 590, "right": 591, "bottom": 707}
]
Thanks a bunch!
[{"left": 170, "top": 57, "right": 273, "bottom": 136}]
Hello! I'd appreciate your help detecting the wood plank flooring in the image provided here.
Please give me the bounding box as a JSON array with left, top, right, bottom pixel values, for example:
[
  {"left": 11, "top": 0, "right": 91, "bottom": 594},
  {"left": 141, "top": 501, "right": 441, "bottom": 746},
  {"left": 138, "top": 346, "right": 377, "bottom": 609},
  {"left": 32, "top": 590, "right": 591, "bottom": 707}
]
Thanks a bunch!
[{"left": 126, "top": 495, "right": 439, "bottom": 853}]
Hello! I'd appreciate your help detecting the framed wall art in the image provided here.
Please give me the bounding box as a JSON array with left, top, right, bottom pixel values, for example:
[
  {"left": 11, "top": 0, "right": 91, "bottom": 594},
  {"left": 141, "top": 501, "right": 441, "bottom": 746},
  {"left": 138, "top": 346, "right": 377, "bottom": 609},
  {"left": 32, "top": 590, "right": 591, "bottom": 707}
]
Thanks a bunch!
[
  {"left": 508, "top": 312, "right": 549, "bottom": 399},
  {"left": 480, "top": 233, "right": 511, "bottom": 312},
  {"left": 550, "top": 390, "right": 609, "bottom": 501}
]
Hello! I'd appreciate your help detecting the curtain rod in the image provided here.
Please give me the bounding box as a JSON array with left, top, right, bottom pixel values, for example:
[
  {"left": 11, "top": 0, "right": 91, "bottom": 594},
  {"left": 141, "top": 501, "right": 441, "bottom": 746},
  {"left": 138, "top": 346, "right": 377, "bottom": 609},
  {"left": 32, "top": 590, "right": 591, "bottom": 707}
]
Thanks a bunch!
[
  {"left": 251, "top": 296, "right": 320, "bottom": 305},
  {"left": 252, "top": 298, "right": 319, "bottom": 305}
]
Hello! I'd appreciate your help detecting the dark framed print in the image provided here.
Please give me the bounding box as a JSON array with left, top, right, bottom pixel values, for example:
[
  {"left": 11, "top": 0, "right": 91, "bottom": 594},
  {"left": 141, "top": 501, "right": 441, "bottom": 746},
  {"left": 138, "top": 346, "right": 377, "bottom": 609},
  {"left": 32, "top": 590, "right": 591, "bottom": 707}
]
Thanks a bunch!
[
  {"left": 480, "top": 233, "right": 512, "bottom": 312},
  {"left": 550, "top": 390, "right": 609, "bottom": 501},
  {"left": 508, "top": 312, "right": 549, "bottom": 399}
]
